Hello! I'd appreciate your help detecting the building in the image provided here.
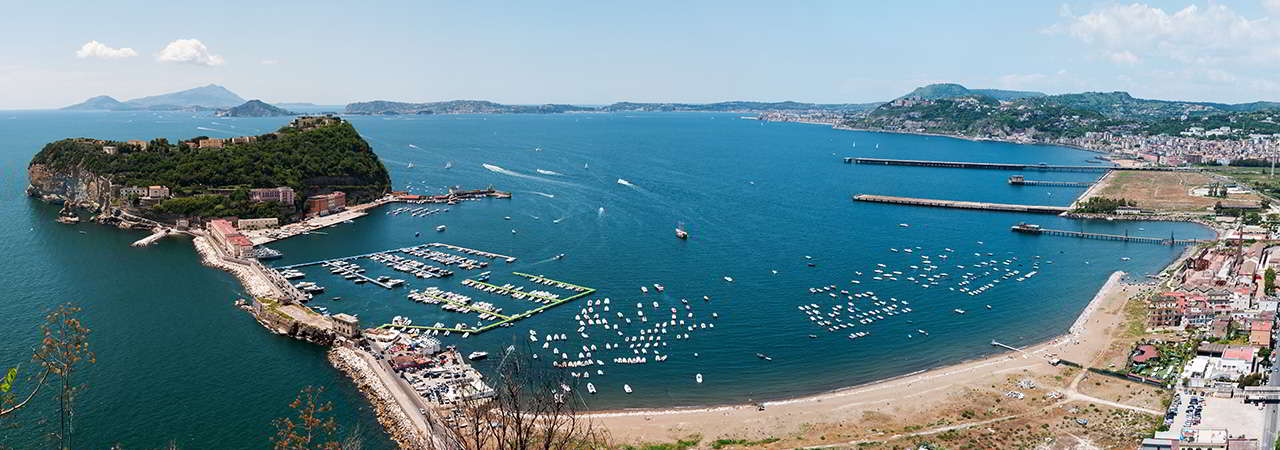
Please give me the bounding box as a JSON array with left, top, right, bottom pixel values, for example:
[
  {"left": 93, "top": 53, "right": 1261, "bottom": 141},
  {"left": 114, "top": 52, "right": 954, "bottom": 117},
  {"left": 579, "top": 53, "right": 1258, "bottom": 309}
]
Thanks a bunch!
[
  {"left": 126, "top": 139, "right": 148, "bottom": 150},
  {"left": 230, "top": 136, "right": 258, "bottom": 145},
  {"left": 197, "top": 138, "right": 224, "bottom": 149},
  {"left": 208, "top": 219, "right": 253, "bottom": 258},
  {"left": 1251, "top": 320, "right": 1273, "bottom": 348},
  {"left": 119, "top": 186, "right": 148, "bottom": 197},
  {"left": 147, "top": 185, "right": 170, "bottom": 199},
  {"left": 249, "top": 187, "right": 296, "bottom": 205},
  {"left": 102, "top": 146, "right": 117, "bottom": 155},
  {"left": 306, "top": 192, "right": 346, "bottom": 216},
  {"left": 237, "top": 217, "right": 279, "bottom": 230},
  {"left": 332, "top": 313, "right": 361, "bottom": 339}
]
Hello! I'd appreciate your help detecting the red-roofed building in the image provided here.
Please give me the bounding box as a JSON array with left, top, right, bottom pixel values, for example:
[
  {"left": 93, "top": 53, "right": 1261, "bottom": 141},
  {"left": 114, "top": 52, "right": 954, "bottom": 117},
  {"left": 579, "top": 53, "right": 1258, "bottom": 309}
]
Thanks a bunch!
[
  {"left": 1251, "top": 320, "right": 1274, "bottom": 348},
  {"left": 1131, "top": 344, "right": 1160, "bottom": 364},
  {"left": 306, "top": 192, "right": 346, "bottom": 217},
  {"left": 208, "top": 219, "right": 253, "bottom": 258}
]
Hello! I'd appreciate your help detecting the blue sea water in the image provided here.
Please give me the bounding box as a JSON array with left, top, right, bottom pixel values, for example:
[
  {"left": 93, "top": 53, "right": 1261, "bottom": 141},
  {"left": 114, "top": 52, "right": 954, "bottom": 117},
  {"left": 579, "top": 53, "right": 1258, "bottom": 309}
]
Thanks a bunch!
[{"left": 0, "top": 110, "right": 1211, "bottom": 447}]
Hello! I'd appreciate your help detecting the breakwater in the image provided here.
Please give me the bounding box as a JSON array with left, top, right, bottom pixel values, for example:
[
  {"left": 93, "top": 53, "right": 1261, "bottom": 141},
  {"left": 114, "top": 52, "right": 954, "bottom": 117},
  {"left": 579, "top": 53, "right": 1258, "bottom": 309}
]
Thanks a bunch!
[
  {"left": 328, "top": 346, "right": 430, "bottom": 449},
  {"left": 853, "top": 194, "right": 1070, "bottom": 214},
  {"left": 852, "top": 157, "right": 1114, "bottom": 172}
]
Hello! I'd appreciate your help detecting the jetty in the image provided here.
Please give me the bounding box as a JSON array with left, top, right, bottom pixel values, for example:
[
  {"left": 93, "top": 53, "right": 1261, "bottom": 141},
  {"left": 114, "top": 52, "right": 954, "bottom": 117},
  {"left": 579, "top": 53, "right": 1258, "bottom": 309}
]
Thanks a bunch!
[
  {"left": 853, "top": 194, "right": 1069, "bottom": 214},
  {"left": 1011, "top": 223, "right": 1201, "bottom": 245},
  {"left": 850, "top": 158, "right": 1186, "bottom": 172},
  {"left": 379, "top": 273, "right": 596, "bottom": 335},
  {"left": 854, "top": 157, "right": 1113, "bottom": 172},
  {"left": 1007, "top": 175, "right": 1093, "bottom": 187},
  {"left": 131, "top": 227, "right": 173, "bottom": 247}
]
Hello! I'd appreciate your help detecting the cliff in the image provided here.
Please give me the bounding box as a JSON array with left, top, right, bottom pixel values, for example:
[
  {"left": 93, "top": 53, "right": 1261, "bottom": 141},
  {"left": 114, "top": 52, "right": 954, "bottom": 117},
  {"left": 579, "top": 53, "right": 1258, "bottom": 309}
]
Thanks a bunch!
[{"left": 26, "top": 161, "right": 115, "bottom": 211}]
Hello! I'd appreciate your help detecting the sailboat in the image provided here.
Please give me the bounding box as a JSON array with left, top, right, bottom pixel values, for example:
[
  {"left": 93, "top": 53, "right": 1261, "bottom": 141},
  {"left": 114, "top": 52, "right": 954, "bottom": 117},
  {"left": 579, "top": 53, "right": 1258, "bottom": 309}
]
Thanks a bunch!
[
  {"left": 407, "top": 162, "right": 415, "bottom": 168},
  {"left": 444, "top": 161, "right": 453, "bottom": 169}
]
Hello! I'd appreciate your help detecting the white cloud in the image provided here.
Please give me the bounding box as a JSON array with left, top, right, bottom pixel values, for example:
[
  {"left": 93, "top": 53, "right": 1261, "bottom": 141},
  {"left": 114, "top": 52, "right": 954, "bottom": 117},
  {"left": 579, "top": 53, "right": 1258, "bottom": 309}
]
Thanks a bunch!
[
  {"left": 260, "top": 59, "right": 279, "bottom": 65},
  {"left": 1106, "top": 50, "right": 1140, "bottom": 65},
  {"left": 75, "top": 41, "right": 138, "bottom": 60},
  {"left": 156, "top": 39, "right": 224, "bottom": 66},
  {"left": 1047, "top": 2, "right": 1280, "bottom": 66}
]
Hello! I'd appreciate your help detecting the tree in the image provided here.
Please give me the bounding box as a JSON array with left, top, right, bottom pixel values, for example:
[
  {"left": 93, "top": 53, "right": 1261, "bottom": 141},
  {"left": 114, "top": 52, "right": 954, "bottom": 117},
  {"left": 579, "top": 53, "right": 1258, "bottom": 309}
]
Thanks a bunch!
[
  {"left": 271, "top": 385, "right": 342, "bottom": 450},
  {"left": 32, "top": 303, "right": 94, "bottom": 450},
  {"left": 442, "top": 349, "right": 609, "bottom": 450},
  {"left": 1266, "top": 268, "right": 1276, "bottom": 296}
]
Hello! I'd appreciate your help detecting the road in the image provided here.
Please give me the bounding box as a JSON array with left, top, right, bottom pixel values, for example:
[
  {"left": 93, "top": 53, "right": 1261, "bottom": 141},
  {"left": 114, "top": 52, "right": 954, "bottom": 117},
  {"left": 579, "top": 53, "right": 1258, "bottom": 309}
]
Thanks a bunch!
[
  {"left": 356, "top": 349, "right": 454, "bottom": 449},
  {"left": 1263, "top": 365, "right": 1279, "bottom": 449}
]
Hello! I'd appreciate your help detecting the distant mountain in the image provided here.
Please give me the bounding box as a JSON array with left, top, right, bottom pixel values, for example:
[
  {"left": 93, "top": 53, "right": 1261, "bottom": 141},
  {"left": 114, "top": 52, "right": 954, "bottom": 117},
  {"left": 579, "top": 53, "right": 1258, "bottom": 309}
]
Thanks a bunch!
[
  {"left": 215, "top": 100, "right": 296, "bottom": 118},
  {"left": 898, "top": 83, "right": 1046, "bottom": 102},
  {"left": 345, "top": 100, "right": 595, "bottom": 115},
  {"left": 62, "top": 95, "right": 125, "bottom": 111},
  {"left": 601, "top": 101, "right": 881, "bottom": 112},
  {"left": 1027, "top": 91, "right": 1280, "bottom": 119},
  {"left": 62, "top": 84, "right": 246, "bottom": 111},
  {"left": 346, "top": 99, "right": 880, "bottom": 115}
]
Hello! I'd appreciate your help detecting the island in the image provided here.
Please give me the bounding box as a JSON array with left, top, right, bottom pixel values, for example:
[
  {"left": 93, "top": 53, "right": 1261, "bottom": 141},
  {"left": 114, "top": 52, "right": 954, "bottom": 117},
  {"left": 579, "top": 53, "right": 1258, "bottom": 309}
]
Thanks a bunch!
[
  {"left": 215, "top": 99, "right": 297, "bottom": 117},
  {"left": 26, "top": 115, "right": 390, "bottom": 229}
]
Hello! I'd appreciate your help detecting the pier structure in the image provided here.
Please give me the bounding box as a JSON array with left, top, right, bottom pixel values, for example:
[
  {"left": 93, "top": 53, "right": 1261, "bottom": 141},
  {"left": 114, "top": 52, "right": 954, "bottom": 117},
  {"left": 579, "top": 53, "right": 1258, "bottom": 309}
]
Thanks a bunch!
[
  {"left": 1007, "top": 175, "right": 1093, "bottom": 187},
  {"left": 854, "top": 157, "right": 1113, "bottom": 172},
  {"left": 1010, "top": 223, "right": 1201, "bottom": 245},
  {"left": 851, "top": 158, "right": 1185, "bottom": 172},
  {"left": 275, "top": 242, "right": 513, "bottom": 270},
  {"left": 853, "top": 194, "right": 1070, "bottom": 214}
]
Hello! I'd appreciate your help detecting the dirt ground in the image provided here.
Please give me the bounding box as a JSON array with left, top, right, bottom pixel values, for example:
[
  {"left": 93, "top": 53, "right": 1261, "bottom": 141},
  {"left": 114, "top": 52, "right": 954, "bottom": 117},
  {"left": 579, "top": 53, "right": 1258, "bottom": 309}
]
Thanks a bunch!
[{"left": 1084, "top": 170, "right": 1260, "bottom": 213}]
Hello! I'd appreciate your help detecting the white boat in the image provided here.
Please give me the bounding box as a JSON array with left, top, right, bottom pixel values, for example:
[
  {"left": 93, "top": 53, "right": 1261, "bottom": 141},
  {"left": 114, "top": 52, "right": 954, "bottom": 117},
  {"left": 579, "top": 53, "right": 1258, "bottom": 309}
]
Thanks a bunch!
[
  {"left": 623, "top": 384, "right": 633, "bottom": 394},
  {"left": 444, "top": 161, "right": 453, "bottom": 169},
  {"left": 898, "top": 223, "right": 909, "bottom": 227},
  {"left": 696, "top": 373, "right": 703, "bottom": 383},
  {"left": 723, "top": 276, "right": 734, "bottom": 282},
  {"left": 436, "top": 225, "right": 447, "bottom": 232},
  {"left": 467, "top": 351, "right": 488, "bottom": 361},
  {"left": 953, "top": 309, "right": 966, "bottom": 314},
  {"left": 587, "top": 383, "right": 596, "bottom": 394}
]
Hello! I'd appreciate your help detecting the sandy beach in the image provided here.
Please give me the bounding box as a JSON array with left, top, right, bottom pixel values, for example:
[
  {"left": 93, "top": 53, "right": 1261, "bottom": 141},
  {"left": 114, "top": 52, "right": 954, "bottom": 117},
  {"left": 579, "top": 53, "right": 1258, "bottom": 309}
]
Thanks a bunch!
[{"left": 591, "top": 271, "right": 1140, "bottom": 444}]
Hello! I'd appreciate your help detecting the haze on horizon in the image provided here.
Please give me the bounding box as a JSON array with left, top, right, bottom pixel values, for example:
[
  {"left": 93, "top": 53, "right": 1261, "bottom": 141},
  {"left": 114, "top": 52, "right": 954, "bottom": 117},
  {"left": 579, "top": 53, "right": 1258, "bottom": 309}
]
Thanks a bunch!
[{"left": 4, "top": 0, "right": 1280, "bottom": 109}]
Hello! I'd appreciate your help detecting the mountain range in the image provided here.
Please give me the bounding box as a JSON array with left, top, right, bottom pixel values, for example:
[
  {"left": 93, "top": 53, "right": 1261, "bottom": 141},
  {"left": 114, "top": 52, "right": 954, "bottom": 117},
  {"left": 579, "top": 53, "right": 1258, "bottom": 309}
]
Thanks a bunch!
[{"left": 62, "top": 84, "right": 246, "bottom": 111}]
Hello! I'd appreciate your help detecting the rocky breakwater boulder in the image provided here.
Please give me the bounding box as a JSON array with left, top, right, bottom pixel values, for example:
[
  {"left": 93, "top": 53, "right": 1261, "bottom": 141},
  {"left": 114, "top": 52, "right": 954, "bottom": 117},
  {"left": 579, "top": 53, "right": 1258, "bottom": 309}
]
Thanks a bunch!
[{"left": 328, "top": 347, "right": 430, "bottom": 449}]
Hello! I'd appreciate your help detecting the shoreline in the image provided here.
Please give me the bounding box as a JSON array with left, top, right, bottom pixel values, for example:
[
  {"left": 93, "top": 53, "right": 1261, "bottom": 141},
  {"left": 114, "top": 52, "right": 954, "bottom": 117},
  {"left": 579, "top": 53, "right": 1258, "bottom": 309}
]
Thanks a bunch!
[
  {"left": 586, "top": 272, "right": 1125, "bottom": 420},
  {"left": 591, "top": 269, "right": 1145, "bottom": 443}
]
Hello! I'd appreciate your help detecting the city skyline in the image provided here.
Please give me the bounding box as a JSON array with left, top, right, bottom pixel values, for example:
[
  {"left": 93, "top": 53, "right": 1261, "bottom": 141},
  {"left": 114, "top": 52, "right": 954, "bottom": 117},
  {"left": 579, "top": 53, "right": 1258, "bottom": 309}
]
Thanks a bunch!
[{"left": 4, "top": 1, "right": 1280, "bottom": 109}]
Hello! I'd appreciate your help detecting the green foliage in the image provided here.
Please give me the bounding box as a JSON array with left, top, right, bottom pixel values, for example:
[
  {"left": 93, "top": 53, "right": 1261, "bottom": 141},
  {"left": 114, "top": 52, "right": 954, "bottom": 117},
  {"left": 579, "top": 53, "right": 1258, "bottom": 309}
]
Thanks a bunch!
[
  {"left": 154, "top": 194, "right": 289, "bottom": 220},
  {"left": 1074, "top": 197, "right": 1136, "bottom": 214},
  {"left": 30, "top": 120, "right": 390, "bottom": 210},
  {"left": 0, "top": 367, "right": 15, "bottom": 393},
  {"left": 1238, "top": 372, "right": 1265, "bottom": 388},
  {"left": 711, "top": 437, "right": 780, "bottom": 449},
  {"left": 623, "top": 437, "right": 701, "bottom": 450}
]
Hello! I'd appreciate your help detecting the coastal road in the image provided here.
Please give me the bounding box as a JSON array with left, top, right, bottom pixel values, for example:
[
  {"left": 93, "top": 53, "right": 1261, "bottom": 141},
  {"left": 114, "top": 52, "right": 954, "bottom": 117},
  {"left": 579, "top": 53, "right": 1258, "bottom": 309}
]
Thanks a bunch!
[{"left": 356, "top": 350, "right": 452, "bottom": 449}]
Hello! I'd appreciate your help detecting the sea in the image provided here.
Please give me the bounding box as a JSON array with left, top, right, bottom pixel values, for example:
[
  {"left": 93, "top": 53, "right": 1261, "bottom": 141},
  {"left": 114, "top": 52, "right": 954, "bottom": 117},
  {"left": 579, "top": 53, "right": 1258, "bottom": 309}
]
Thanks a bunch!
[{"left": 0, "top": 109, "right": 1213, "bottom": 448}]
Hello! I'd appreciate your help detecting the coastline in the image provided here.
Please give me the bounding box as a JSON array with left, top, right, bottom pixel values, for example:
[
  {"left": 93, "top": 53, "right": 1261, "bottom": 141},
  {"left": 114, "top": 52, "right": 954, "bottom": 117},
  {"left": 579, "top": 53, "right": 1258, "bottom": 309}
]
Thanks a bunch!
[{"left": 588, "top": 272, "right": 1122, "bottom": 416}]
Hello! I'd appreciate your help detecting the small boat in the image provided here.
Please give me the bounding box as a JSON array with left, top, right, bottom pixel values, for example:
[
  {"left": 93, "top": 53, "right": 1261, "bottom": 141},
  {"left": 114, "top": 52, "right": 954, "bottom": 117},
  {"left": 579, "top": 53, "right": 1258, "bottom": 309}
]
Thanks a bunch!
[
  {"left": 641, "top": 286, "right": 649, "bottom": 293},
  {"left": 756, "top": 353, "right": 772, "bottom": 361},
  {"left": 407, "top": 163, "right": 415, "bottom": 168},
  {"left": 587, "top": 383, "right": 596, "bottom": 394},
  {"left": 695, "top": 373, "right": 703, "bottom": 383},
  {"left": 467, "top": 351, "right": 488, "bottom": 361},
  {"left": 723, "top": 276, "right": 734, "bottom": 283},
  {"left": 445, "top": 161, "right": 453, "bottom": 169},
  {"left": 504, "top": 216, "right": 512, "bottom": 220},
  {"left": 436, "top": 225, "right": 447, "bottom": 232},
  {"left": 623, "top": 384, "right": 633, "bottom": 394},
  {"left": 953, "top": 309, "right": 966, "bottom": 314},
  {"left": 898, "top": 223, "right": 909, "bottom": 227},
  {"left": 675, "top": 223, "right": 689, "bottom": 239}
]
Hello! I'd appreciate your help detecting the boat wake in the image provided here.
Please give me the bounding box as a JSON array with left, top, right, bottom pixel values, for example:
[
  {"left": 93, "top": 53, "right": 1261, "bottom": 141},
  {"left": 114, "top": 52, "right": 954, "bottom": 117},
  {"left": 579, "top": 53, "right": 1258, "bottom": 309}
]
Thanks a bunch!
[
  {"left": 482, "top": 163, "right": 570, "bottom": 185},
  {"left": 597, "top": 207, "right": 605, "bottom": 217},
  {"left": 528, "top": 191, "right": 556, "bottom": 198},
  {"left": 195, "top": 126, "right": 235, "bottom": 135},
  {"left": 536, "top": 169, "right": 564, "bottom": 176}
]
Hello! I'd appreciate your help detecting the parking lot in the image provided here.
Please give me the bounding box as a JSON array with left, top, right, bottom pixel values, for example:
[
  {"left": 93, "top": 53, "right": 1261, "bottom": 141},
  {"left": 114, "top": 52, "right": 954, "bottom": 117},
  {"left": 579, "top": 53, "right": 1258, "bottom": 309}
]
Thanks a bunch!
[{"left": 1166, "top": 392, "right": 1263, "bottom": 440}]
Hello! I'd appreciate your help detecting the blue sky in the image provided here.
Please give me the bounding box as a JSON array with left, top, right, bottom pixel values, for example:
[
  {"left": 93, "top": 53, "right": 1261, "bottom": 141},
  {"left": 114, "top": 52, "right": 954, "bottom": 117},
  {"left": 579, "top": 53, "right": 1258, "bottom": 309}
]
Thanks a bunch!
[{"left": 3, "top": 1, "right": 1279, "bottom": 109}]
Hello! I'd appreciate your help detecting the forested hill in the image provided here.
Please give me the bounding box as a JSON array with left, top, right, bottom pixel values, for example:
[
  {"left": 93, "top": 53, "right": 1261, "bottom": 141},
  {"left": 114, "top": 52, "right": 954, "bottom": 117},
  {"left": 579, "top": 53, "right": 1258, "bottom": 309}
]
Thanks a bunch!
[{"left": 28, "top": 118, "right": 390, "bottom": 217}]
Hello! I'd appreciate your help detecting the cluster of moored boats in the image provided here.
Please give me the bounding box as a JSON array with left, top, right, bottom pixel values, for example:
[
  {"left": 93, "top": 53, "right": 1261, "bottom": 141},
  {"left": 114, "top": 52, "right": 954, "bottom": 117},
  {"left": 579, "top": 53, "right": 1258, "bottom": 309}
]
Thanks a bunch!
[
  {"left": 427, "top": 242, "right": 516, "bottom": 264},
  {"left": 368, "top": 252, "right": 453, "bottom": 279},
  {"left": 408, "top": 287, "right": 504, "bottom": 320},
  {"left": 387, "top": 206, "right": 448, "bottom": 217}
]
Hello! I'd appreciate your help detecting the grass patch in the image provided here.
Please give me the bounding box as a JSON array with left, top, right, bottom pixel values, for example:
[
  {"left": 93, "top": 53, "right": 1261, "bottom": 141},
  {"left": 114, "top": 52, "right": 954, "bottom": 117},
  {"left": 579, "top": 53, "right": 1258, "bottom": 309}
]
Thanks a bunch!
[
  {"left": 624, "top": 436, "right": 702, "bottom": 450},
  {"left": 711, "top": 437, "right": 780, "bottom": 449}
]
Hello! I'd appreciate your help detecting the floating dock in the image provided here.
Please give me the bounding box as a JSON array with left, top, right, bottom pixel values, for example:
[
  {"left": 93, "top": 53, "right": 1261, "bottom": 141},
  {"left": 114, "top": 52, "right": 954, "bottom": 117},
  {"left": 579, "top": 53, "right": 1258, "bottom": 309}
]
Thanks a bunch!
[
  {"left": 853, "top": 194, "right": 1070, "bottom": 214},
  {"left": 377, "top": 273, "right": 596, "bottom": 335},
  {"left": 1007, "top": 175, "right": 1093, "bottom": 187},
  {"left": 1011, "top": 223, "right": 1201, "bottom": 245}
]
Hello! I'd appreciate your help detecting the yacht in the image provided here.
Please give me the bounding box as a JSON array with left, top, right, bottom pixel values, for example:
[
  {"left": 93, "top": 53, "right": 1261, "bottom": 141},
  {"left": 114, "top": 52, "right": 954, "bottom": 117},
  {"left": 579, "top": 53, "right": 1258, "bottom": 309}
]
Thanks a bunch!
[
  {"left": 953, "top": 309, "right": 966, "bottom": 314},
  {"left": 587, "top": 383, "right": 596, "bottom": 394},
  {"left": 436, "top": 225, "right": 447, "bottom": 232},
  {"left": 696, "top": 373, "right": 703, "bottom": 384},
  {"left": 723, "top": 276, "right": 734, "bottom": 283},
  {"left": 623, "top": 384, "right": 633, "bottom": 394},
  {"left": 467, "top": 351, "right": 488, "bottom": 361}
]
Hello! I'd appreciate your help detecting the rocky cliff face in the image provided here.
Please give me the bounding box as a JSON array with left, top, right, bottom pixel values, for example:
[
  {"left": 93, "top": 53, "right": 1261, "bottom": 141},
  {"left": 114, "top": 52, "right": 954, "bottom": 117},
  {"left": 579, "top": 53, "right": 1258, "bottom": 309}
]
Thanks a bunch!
[{"left": 26, "top": 163, "right": 114, "bottom": 211}]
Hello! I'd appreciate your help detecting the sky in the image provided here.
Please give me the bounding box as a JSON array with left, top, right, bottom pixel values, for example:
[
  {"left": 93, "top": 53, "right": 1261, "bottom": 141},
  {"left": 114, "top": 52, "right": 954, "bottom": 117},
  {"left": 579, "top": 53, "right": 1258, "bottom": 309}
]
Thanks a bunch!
[{"left": 3, "top": 1, "right": 1280, "bottom": 109}]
